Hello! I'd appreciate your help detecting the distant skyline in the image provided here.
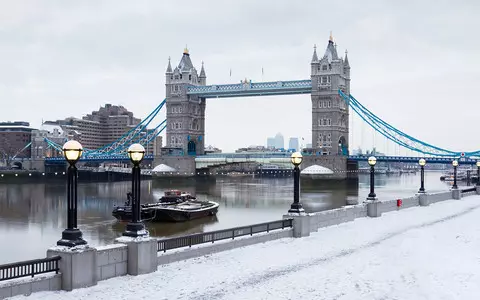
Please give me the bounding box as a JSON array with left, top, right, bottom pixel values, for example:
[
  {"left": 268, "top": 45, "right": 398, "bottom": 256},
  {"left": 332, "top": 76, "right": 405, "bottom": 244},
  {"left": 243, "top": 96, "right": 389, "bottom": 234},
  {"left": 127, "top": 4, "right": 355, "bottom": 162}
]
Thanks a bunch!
[{"left": 1, "top": 1, "right": 479, "bottom": 154}]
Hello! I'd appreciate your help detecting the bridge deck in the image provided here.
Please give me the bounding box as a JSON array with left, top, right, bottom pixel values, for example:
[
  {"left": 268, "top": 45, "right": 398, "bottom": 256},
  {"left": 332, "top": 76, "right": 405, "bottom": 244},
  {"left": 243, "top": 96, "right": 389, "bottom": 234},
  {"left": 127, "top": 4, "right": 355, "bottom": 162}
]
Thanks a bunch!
[{"left": 186, "top": 80, "right": 312, "bottom": 98}]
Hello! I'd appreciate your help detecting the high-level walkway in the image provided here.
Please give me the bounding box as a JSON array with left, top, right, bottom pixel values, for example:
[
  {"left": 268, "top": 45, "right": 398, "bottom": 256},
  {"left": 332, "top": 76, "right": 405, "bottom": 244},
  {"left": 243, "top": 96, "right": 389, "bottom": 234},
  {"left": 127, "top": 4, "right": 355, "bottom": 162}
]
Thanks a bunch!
[{"left": 15, "top": 196, "right": 480, "bottom": 300}]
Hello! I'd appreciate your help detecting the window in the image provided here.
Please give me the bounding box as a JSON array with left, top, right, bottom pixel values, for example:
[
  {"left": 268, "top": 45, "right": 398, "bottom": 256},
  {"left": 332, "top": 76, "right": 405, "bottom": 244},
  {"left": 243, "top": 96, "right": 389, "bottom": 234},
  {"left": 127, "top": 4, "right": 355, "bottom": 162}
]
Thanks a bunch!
[
  {"left": 328, "top": 101, "right": 331, "bottom": 108},
  {"left": 174, "top": 75, "right": 179, "bottom": 80},
  {"left": 189, "top": 75, "right": 192, "bottom": 80},
  {"left": 327, "top": 119, "right": 331, "bottom": 126},
  {"left": 322, "top": 65, "right": 327, "bottom": 71},
  {"left": 322, "top": 119, "right": 327, "bottom": 126},
  {"left": 180, "top": 74, "right": 182, "bottom": 79}
]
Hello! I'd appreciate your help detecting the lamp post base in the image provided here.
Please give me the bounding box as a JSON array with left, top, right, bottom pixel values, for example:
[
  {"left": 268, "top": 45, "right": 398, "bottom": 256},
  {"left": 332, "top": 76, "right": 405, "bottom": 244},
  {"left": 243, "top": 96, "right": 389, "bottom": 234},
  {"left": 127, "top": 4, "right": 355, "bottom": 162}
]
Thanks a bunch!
[
  {"left": 57, "top": 228, "right": 87, "bottom": 247},
  {"left": 288, "top": 203, "right": 305, "bottom": 214},
  {"left": 123, "top": 222, "right": 148, "bottom": 237},
  {"left": 418, "top": 189, "right": 426, "bottom": 194}
]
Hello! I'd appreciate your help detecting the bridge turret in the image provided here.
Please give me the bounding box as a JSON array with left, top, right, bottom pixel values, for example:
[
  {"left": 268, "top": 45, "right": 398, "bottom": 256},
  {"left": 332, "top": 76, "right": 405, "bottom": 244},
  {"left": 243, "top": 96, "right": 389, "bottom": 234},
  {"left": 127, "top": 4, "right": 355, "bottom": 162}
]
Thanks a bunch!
[
  {"left": 310, "top": 33, "right": 350, "bottom": 156},
  {"left": 165, "top": 47, "right": 205, "bottom": 157},
  {"left": 199, "top": 61, "right": 207, "bottom": 85}
]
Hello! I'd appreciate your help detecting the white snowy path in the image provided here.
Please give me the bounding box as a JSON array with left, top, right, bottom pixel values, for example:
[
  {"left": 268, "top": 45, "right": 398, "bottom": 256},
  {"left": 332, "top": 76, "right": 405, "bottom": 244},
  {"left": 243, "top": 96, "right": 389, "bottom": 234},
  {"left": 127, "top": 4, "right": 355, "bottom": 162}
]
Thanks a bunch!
[{"left": 13, "top": 196, "right": 480, "bottom": 300}]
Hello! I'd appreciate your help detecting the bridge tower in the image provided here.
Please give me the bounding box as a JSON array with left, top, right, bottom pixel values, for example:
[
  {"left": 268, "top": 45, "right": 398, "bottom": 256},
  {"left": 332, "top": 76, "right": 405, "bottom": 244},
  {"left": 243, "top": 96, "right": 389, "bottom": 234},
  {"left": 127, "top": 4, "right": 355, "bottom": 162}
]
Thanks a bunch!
[
  {"left": 165, "top": 47, "right": 206, "bottom": 156},
  {"left": 310, "top": 33, "right": 350, "bottom": 156}
]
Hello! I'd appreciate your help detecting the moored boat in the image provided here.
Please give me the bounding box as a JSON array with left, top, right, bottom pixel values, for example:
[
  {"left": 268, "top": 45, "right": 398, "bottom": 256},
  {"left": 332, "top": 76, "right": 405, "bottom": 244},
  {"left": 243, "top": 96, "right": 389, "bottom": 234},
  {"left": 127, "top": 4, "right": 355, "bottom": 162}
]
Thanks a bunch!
[{"left": 112, "top": 190, "right": 219, "bottom": 223}]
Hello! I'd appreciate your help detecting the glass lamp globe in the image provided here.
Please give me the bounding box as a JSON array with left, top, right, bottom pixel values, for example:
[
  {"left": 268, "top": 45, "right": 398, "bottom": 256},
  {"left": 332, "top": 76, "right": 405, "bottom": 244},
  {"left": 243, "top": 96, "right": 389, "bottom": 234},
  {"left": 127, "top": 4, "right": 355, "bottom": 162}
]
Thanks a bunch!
[
  {"left": 62, "top": 140, "right": 83, "bottom": 164},
  {"left": 128, "top": 144, "right": 146, "bottom": 164},
  {"left": 476, "top": 161, "right": 480, "bottom": 168},
  {"left": 419, "top": 158, "right": 426, "bottom": 166},
  {"left": 452, "top": 160, "right": 458, "bottom": 167},
  {"left": 290, "top": 152, "right": 303, "bottom": 166},
  {"left": 368, "top": 156, "right": 377, "bottom": 166}
]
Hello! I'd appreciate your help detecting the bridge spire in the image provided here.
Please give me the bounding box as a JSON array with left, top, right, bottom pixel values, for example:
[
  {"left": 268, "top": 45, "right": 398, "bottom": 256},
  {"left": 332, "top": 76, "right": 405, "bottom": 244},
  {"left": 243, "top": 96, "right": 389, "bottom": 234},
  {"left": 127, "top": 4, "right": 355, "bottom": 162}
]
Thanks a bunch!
[
  {"left": 199, "top": 61, "right": 206, "bottom": 78},
  {"left": 311, "top": 44, "right": 319, "bottom": 63},
  {"left": 329, "top": 31, "right": 334, "bottom": 43},
  {"left": 344, "top": 50, "right": 350, "bottom": 67},
  {"left": 183, "top": 45, "right": 189, "bottom": 55},
  {"left": 166, "top": 56, "right": 172, "bottom": 74}
]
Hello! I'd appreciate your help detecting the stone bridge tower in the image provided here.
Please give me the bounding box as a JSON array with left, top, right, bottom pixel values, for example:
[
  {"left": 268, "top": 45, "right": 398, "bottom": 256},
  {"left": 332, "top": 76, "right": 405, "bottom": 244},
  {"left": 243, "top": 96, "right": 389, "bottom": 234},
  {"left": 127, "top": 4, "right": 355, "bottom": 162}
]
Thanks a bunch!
[
  {"left": 310, "top": 34, "right": 350, "bottom": 156},
  {"left": 165, "top": 47, "right": 206, "bottom": 156}
]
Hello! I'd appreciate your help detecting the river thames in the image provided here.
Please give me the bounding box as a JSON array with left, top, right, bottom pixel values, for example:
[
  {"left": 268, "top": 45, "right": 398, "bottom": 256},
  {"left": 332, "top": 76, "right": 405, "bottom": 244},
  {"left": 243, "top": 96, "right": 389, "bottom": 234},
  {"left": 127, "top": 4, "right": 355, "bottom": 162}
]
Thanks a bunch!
[{"left": 0, "top": 172, "right": 455, "bottom": 263}]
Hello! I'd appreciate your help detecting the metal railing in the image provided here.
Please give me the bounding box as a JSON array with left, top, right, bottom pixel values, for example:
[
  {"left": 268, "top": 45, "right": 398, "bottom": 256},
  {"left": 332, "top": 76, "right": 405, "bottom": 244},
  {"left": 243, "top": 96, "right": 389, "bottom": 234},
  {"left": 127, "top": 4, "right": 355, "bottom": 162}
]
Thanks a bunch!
[
  {"left": 461, "top": 187, "right": 477, "bottom": 194},
  {"left": 157, "top": 219, "right": 293, "bottom": 253},
  {"left": 0, "top": 256, "right": 61, "bottom": 281}
]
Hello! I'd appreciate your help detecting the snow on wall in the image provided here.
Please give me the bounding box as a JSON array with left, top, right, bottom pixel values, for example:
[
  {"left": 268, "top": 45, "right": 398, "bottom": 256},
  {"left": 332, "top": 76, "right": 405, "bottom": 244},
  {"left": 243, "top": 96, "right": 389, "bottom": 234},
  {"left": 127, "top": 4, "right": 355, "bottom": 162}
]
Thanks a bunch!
[{"left": 0, "top": 273, "right": 61, "bottom": 299}]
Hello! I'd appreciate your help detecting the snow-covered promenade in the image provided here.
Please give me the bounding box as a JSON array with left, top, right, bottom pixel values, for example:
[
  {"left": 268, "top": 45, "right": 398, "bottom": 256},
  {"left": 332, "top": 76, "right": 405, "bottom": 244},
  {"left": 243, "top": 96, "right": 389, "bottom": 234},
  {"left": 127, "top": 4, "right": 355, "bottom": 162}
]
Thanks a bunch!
[{"left": 13, "top": 196, "right": 480, "bottom": 300}]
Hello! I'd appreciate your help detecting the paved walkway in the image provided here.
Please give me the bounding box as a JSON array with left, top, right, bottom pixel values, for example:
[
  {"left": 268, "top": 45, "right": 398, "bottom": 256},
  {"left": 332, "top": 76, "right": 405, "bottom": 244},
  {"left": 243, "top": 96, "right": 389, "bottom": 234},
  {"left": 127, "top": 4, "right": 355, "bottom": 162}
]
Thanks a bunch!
[{"left": 14, "top": 196, "right": 480, "bottom": 300}]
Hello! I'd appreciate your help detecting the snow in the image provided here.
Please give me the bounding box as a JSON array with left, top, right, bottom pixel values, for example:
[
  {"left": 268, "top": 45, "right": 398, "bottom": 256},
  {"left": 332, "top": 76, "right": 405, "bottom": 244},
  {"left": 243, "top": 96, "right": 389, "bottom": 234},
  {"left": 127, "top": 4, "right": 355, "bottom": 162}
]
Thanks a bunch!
[
  {"left": 95, "top": 244, "right": 126, "bottom": 251},
  {"left": 115, "top": 233, "right": 151, "bottom": 243},
  {"left": 12, "top": 196, "right": 480, "bottom": 300},
  {"left": 301, "top": 164, "right": 334, "bottom": 174},
  {"left": 47, "top": 244, "right": 91, "bottom": 253}
]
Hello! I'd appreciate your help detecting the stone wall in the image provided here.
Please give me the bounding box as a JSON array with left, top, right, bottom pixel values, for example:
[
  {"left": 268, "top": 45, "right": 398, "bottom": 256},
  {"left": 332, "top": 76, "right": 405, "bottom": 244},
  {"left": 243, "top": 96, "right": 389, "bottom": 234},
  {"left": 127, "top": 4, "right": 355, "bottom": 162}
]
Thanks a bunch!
[
  {"left": 153, "top": 156, "right": 196, "bottom": 176},
  {"left": 157, "top": 229, "right": 293, "bottom": 265},
  {"left": 96, "top": 244, "right": 128, "bottom": 281},
  {"left": 0, "top": 274, "right": 61, "bottom": 299}
]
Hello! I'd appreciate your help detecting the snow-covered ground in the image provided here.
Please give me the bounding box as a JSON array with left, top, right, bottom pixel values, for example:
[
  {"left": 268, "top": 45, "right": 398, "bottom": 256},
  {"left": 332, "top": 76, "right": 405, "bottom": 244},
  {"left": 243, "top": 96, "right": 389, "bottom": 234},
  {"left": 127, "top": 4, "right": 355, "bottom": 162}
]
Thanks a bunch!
[{"left": 13, "top": 196, "right": 480, "bottom": 300}]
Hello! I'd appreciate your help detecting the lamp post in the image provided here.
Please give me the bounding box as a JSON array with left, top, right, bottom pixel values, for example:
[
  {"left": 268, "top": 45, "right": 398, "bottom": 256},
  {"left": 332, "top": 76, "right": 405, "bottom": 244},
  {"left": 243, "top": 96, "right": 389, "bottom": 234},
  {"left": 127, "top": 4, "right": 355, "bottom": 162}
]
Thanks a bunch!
[
  {"left": 367, "top": 156, "right": 377, "bottom": 199},
  {"left": 288, "top": 151, "right": 304, "bottom": 213},
  {"left": 57, "top": 140, "right": 87, "bottom": 247},
  {"left": 123, "top": 144, "right": 147, "bottom": 237},
  {"left": 418, "top": 158, "right": 426, "bottom": 193},
  {"left": 452, "top": 160, "right": 458, "bottom": 189},
  {"left": 477, "top": 161, "right": 480, "bottom": 186}
]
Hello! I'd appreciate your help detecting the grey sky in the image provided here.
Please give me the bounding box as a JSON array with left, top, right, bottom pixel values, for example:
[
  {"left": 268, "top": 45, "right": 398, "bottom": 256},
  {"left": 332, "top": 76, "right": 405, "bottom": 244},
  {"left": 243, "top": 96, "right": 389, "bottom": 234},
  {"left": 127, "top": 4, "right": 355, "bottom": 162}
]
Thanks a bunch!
[{"left": 1, "top": 0, "right": 479, "bottom": 153}]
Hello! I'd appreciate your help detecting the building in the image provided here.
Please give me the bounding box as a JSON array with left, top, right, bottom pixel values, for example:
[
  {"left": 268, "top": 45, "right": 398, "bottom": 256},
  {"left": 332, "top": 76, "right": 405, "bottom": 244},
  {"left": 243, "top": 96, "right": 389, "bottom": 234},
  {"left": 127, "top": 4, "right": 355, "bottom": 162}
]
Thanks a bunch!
[
  {"left": 0, "top": 121, "right": 34, "bottom": 162},
  {"left": 310, "top": 33, "right": 350, "bottom": 155},
  {"left": 266, "top": 133, "right": 284, "bottom": 149},
  {"left": 266, "top": 137, "right": 276, "bottom": 149},
  {"left": 165, "top": 47, "right": 206, "bottom": 155},
  {"left": 204, "top": 145, "right": 222, "bottom": 154},
  {"left": 288, "top": 137, "right": 299, "bottom": 151},
  {"left": 30, "top": 121, "right": 69, "bottom": 159},
  {"left": 50, "top": 104, "right": 159, "bottom": 155},
  {"left": 274, "top": 133, "right": 284, "bottom": 149}
]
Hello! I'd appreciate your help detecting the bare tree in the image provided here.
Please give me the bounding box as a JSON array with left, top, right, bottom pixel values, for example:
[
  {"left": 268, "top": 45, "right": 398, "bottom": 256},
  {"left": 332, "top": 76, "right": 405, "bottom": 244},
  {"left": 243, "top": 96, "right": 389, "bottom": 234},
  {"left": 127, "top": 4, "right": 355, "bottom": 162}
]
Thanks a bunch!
[{"left": 0, "top": 136, "right": 24, "bottom": 167}]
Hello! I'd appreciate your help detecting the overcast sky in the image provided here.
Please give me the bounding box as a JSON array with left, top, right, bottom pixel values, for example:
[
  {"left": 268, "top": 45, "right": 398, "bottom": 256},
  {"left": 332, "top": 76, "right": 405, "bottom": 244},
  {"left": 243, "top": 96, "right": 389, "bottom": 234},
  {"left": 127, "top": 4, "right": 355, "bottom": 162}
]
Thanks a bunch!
[{"left": 1, "top": 0, "right": 479, "bottom": 154}]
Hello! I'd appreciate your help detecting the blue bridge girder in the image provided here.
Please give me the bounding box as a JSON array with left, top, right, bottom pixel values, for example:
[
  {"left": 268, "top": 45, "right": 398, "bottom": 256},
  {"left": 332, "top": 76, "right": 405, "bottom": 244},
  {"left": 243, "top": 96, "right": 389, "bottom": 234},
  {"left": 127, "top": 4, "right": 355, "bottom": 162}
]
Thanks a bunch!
[
  {"left": 186, "top": 79, "right": 312, "bottom": 98},
  {"left": 44, "top": 155, "right": 155, "bottom": 164},
  {"left": 347, "top": 155, "right": 478, "bottom": 165}
]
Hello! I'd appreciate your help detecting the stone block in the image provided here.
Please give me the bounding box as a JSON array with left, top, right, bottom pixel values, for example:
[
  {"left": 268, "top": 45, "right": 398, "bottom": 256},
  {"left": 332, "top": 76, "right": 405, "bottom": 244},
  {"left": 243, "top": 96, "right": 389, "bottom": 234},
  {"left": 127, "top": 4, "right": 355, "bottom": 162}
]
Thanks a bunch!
[
  {"left": 11, "top": 283, "right": 31, "bottom": 297},
  {"left": 283, "top": 214, "right": 310, "bottom": 237},
  {"left": 418, "top": 193, "right": 429, "bottom": 206},
  {"left": 49, "top": 275, "right": 62, "bottom": 291},
  {"left": 31, "top": 278, "right": 50, "bottom": 293},
  {"left": 366, "top": 199, "right": 382, "bottom": 218},
  {"left": 108, "top": 249, "right": 123, "bottom": 264},
  {"left": 115, "top": 236, "right": 158, "bottom": 276},
  {"left": 477, "top": 186, "right": 480, "bottom": 195},
  {"left": 115, "top": 262, "right": 127, "bottom": 276},
  {"left": 452, "top": 189, "right": 461, "bottom": 200},
  {"left": 96, "top": 251, "right": 109, "bottom": 267},
  {"left": 100, "top": 264, "right": 116, "bottom": 280},
  {"left": 47, "top": 245, "right": 97, "bottom": 291},
  {"left": 0, "top": 286, "right": 12, "bottom": 299}
]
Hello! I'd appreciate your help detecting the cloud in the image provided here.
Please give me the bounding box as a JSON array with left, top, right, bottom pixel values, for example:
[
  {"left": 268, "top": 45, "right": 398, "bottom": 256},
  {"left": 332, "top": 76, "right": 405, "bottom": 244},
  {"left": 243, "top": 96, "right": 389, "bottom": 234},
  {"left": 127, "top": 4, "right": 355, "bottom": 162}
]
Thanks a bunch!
[{"left": 0, "top": 0, "right": 479, "bottom": 153}]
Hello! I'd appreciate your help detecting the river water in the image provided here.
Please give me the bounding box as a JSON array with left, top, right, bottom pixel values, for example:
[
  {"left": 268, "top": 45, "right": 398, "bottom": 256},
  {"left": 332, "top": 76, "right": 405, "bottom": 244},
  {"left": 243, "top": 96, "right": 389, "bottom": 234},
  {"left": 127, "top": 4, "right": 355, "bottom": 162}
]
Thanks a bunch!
[{"left": 0, "top": 172, "right": 456, "bottom": 263}]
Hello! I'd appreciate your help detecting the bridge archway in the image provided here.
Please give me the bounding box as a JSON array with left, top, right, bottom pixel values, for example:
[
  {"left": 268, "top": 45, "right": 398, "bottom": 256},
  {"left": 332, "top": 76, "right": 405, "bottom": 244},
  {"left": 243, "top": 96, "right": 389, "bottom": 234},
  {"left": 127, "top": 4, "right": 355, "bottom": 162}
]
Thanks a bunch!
[
  {"left": 338, "top": 136, "right": 348, "bottom": 155},
  {"left": 187, "top": 141, "right": 197, "bottom": 155}
]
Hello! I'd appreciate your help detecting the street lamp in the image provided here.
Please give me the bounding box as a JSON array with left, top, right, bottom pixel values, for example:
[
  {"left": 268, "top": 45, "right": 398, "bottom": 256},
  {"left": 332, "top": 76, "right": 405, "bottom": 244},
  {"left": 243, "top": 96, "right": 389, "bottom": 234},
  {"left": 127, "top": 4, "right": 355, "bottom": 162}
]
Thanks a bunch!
[
  {"left": 452, "top": 160, "right": 459, "bottom": 189},
  {"left": 418, "top": 158, "right": 426, "bottom": 193},
  {"left": 288, "top": 151, "right": 304, "bottom": 213},
  {"left": 476, "top": 161, "right": 480, "bottom": 186},
  {"left": 123, "top": 143, "right": 147, "bottom": 237},
  {"left": 57, "top": 140, "right": 87, "bottom": 247},
  {"left": 367, "top": 156, "right": 377, "bottom": 199}
]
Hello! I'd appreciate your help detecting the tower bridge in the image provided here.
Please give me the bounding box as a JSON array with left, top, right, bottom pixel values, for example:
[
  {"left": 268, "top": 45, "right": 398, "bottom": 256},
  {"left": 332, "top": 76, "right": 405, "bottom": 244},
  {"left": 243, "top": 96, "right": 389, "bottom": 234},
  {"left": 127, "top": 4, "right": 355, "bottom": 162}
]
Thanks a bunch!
[{"left": 43, "top": 34, "right": 480, "bottom": 176}]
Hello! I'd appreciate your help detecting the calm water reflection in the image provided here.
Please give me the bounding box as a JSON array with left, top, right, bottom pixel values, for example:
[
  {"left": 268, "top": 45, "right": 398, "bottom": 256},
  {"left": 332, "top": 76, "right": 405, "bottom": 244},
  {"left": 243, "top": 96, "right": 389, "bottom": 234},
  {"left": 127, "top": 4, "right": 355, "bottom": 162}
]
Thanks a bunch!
[{"left": 0, "top": 171, "right": 455, "bottom": 263}]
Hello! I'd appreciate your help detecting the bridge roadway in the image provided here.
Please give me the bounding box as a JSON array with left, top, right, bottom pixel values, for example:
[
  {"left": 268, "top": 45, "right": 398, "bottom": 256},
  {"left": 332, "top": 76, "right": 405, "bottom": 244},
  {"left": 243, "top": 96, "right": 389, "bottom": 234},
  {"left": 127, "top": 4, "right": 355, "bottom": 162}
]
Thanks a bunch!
[{"left": 44, "top": 153, "right": 478, "bottom": 167}]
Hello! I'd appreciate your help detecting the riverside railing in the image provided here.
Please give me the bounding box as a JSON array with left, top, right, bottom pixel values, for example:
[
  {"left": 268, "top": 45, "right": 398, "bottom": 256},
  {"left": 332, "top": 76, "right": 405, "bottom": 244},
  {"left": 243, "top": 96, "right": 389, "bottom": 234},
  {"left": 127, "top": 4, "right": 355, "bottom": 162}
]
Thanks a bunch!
[
  {"left": 0, "top": 256, "right": 61, "bottom": 281},
  {"left": 157, "top": 219, "right": 293, "bottom": 252}
]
